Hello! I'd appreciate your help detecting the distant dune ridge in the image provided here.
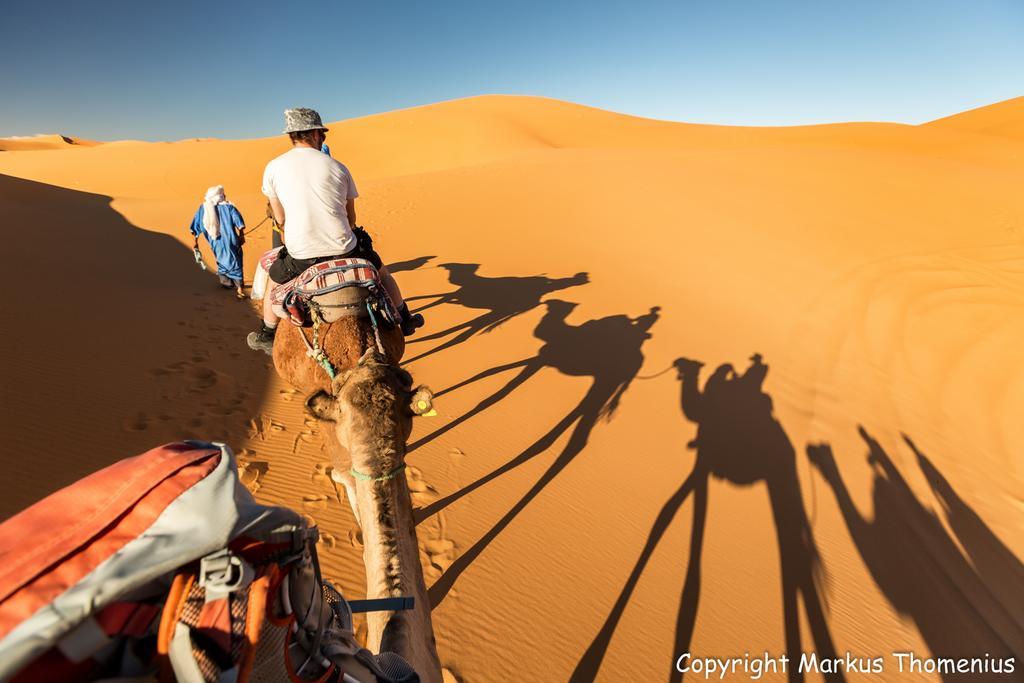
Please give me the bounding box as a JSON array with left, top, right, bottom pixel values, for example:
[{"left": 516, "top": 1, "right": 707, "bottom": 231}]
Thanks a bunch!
[
  {"left": 0, "top": 133, "right": 99, "bottom": 151},
  {"left": 1, "top": 95, "right": 1022, "bottom": 681}
]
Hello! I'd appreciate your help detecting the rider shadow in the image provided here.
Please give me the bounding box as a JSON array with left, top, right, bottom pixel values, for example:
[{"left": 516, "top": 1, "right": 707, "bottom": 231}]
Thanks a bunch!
[
  {"left": 573, "top": 354, "right": 843, "bottom": 683},
  {"left": 386, "top": 255, "right": 435, "bottom": 274},
  {"left": 401, "top": 263, "right": 588, "bottom": 365},
  {"left": 911, "top": 438, "right": 1024, "bottom": 627},
  {"left": 808, "top": 430, "right": 1024, "bottom": 668},
  {"left": 418, "top": 300, "right": 660, "bottom": 608}
]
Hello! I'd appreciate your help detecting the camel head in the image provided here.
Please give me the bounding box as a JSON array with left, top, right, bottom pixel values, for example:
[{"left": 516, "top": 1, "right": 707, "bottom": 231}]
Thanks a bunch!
[{"left": 305, "top": 349, "right": 434, "bottom": 478}]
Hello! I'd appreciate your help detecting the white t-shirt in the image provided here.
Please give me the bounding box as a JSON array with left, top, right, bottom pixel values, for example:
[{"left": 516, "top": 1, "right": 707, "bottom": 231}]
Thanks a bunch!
[{"left": 261, "top": 147, "right": 360, "bottom": 260}]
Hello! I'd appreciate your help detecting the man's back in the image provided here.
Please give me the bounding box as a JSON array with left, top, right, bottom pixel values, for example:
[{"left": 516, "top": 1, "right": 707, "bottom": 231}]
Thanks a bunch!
[{"left": 262, "top": 147, "right": 359, "bottom": 259}]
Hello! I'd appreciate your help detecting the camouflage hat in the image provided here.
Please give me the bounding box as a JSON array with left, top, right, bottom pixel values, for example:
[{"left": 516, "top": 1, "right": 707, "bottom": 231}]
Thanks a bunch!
[{"left": 282, "top": 108, "right": 328, "bottom": 134}]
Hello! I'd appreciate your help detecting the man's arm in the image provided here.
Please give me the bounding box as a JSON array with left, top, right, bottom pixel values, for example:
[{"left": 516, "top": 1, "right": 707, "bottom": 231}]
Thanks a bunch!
[
  {"left": 189, "top": 210, "right": 201, "bottom": 248},
  {"left": 269, "top": 196, "right": 286, "bottom": 227},
  {"left": 346, "top": 198, "right": 357, "bottom": 228}
]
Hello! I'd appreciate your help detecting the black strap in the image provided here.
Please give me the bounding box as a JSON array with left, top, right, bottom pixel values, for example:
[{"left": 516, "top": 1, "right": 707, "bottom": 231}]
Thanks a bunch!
[{"left": 347, "top": 596, "right": 415, "bottom": 613}]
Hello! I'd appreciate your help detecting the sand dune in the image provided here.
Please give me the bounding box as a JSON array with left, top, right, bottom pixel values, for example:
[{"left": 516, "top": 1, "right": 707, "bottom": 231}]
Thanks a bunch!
[
  {"left": 925, "top": 96, "right": 1024, "bottom": 140},
  {"left": 0, "top": 134, "right": 99, "bottom": 151},
  {"left": 1, "top": 95, "right": 1022, "bottom": 681}
]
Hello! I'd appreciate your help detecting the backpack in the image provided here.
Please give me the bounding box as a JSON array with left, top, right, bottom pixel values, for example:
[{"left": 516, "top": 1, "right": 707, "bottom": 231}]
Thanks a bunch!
[{"left": 0, "top": 441, "right": 419, "bottom": 682}]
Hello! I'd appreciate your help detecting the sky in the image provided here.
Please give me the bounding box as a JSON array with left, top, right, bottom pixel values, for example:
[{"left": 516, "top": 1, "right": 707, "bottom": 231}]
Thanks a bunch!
[{"left": 1, "top": 0, "right": 1022, "bottom": 141}]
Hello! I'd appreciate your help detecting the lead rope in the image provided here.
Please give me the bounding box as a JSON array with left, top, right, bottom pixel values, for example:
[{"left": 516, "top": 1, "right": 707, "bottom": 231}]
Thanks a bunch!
[
  {"left": 297, "top": 303, "right": 336, "bottom": 380},
  {"left": 298, "top": 293, "right": 387, "bottom": 381},
  {"left": 365, "top": 299, "right": 387, "bottom": 356}
]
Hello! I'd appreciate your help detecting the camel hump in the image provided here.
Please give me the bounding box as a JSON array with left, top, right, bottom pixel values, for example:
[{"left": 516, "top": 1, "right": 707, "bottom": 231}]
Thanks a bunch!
[{"left": 311, "top": 286, "right": 371, "bottom": 323}]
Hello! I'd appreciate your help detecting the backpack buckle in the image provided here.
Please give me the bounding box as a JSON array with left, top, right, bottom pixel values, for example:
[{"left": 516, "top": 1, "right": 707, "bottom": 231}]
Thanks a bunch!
[{"left": 199, "top": 549, "right": 254, "bottom": 601}]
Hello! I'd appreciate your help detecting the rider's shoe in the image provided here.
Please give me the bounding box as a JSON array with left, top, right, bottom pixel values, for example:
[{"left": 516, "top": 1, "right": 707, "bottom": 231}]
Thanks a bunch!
[
  {"left": 398, "top": 304, "right": 424, "bottom": 336},
  {"left": 246, "top": 324, "right": 277, "bottom": 355},
  {"left": 401, "top": 312, "right": 425, "bottom": 336}
]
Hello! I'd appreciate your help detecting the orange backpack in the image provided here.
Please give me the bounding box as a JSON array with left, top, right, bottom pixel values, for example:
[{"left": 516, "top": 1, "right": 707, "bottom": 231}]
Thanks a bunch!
[{"left": 0, "top": 441, "right": 419, "bottom": 682}]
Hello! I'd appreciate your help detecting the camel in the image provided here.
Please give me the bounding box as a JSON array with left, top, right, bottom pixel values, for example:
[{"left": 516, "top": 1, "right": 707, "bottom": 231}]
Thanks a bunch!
[
  {"left": 273, "top": 319, "right": 442, "bottom": 682},
  {"left": 273, "top": 314, "right": 405, "bottom": 395}
]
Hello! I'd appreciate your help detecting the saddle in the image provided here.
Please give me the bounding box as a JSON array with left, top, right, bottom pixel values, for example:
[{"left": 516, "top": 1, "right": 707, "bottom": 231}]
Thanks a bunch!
[{"left": 267, "top": 253, "right": 400, "bottom": 328}]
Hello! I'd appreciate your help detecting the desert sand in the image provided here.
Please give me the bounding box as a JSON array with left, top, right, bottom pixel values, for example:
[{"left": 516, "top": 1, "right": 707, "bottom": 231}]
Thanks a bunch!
[
  {"left": 0, "top": 134, "right": 98, "bottom": 151},
  {"left": 1, "top": 95, "right": 1022, "bottom": 681}
]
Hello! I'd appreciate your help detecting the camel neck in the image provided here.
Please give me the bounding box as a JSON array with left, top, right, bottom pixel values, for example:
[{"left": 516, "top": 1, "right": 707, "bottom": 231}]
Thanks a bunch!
[{"left": 352, "top": 457, "right": 442, "bottom": 681}]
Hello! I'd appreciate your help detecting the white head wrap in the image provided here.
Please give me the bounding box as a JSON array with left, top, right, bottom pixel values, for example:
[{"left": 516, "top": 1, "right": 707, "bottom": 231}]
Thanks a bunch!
[{"left": 202, "top": 185, "right": 226, "bottom": 239}]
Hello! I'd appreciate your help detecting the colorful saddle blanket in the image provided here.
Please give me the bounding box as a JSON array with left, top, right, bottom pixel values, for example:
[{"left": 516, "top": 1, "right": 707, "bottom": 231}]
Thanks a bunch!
[
  {"left": 259, "top": 249, "right": 399, "bottom": 327},
  {"left": 269, "top": 257, "right": 383, "bottom": 306}
]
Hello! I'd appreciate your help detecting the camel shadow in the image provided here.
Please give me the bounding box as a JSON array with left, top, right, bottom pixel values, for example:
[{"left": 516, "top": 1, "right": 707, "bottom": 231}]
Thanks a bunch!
[
  {"left": 418, "top": 300, "right": 659, "bottom": 608},
  {"left": 808, "top": 430, "right": 1024, "bottom": 675},
  {"left": 573, "top": 354, "right": 843, "bottom": 682},
  {"left": 401, "top": 263, "right": 588, "bottom": 365}
]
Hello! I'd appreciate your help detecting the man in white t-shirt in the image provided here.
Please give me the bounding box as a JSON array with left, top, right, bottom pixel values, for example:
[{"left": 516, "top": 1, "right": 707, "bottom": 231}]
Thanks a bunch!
[{"left": 247, "top": 108, "right": 423, "bottom": 353}]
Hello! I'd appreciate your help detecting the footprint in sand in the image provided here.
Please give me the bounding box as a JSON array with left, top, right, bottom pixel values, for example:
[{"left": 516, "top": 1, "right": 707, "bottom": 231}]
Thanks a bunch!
[
  {"left": 292, "top": 428, "right": 317, "bottom": 454},
  {"left": 317, "top": 533, "right": 338, "bottom": 551},
  {"left": 405, "top": 466, "right": 439, "bottom": 506},
  {"left": 278, "top": 388, "right": 301, "bottom": 402},
  {"left": 186, "top": 366, "right": 217, "bottom": 390},
  {"left": 302, "top": 494, "right": 329, "bottom": 511},
  {"left": 311, "top": 461, "right": 336, "bottom": 487},
  {"left": 423, "top": 538, "right": 456, "bottom": 573},
  {"left": 238, "top": 459, "right": 269, "bottom": 492},
  {"left": 203, "top": 399, "right": 235, "bottom": 417},
  {"left": 348, "top": 528, "right": 364, "bottom": 548},
  {"left": 122, "top": 412, "right": 148, "bottom": 431},
  {"left": 248, "top": 416, "right": 273, "bottom": 441}
]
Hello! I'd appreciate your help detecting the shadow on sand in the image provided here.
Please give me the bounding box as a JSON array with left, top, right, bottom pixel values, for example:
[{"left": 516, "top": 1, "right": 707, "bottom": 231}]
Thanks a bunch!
[
  {"left": 573, "top": 354, "right": 842, "bottom": 682},
  {"left": 416, "top": 300, "right": 659, "bottom": 608},
  {"left": 401, "top": 263, "right": 588, "bottom": 365},
  {"left": 571, "top": 352, "right": 1024, "bottom": 682},
  {"left": 386, "top": 255, "right": 436, "bottom": 274},
  {"left": 809, "top": 431, "right": 1024, "bottom": 676},
  {"left": 0, "top": 174, "right": 273, "bottom": 519}
]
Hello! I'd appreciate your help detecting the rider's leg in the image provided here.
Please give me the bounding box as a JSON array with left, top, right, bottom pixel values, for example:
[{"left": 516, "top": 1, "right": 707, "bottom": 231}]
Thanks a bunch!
[
  {"left": 378, "top": 266, "right": 405, "bottom": 309},
  {"left": 378, "top": 266, "right": 424, "bottom": 335},
  {"left": 262, "top": 286, "right": 280, "bottom": 327}
]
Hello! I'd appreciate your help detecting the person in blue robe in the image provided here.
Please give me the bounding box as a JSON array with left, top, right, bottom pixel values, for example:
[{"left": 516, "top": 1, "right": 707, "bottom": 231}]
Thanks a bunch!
[{"left": 190, "top": 185, "right": 246, "bottom": 299}]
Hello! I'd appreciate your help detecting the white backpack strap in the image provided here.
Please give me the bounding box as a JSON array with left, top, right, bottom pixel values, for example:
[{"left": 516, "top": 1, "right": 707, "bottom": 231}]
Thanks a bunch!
[{"left": 168, "top": 622, "right": 206, "bottom": 683}]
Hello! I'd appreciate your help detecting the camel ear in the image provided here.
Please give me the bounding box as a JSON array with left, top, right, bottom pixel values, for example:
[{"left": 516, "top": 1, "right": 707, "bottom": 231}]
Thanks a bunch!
[
  {"left": 306, "top": 390, "right": 340, "bottom": 422},
  {"left": 409, "top": 386, "right": 436, "bottom": 417},
  {"left": 395, "top": 367, "right": 414, "bottom": 390}
]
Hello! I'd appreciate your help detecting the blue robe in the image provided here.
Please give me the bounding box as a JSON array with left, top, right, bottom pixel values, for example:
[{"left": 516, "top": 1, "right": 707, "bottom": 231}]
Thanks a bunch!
[{"left": 190, "top": 203, "right": 245, "bottom": 281}]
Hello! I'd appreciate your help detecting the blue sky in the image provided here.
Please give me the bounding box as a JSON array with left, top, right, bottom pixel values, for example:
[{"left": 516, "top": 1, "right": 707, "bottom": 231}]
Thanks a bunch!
[{"left": 1, "top": 1, "right": 1022, "bottom": 140}]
